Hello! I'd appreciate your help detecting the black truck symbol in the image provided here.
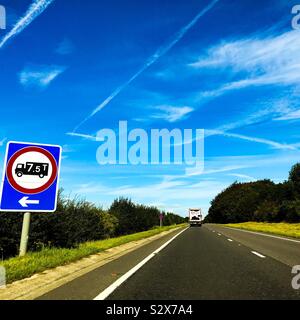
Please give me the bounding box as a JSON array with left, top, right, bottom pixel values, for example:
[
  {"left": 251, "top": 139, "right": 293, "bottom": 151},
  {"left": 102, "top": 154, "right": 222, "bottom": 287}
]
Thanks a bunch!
[{"left": 15, "top": 162, "right": 49, "bottom": 178}]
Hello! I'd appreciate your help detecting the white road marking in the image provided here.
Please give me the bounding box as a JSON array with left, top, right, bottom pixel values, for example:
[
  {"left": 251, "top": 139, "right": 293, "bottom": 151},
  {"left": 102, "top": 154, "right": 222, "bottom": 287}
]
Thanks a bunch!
[
  {"left": 93, "top": 227, "right": 189, "bottom": 300},
  {"left": 217, "top": 233, "right": 221, "bottom": 236},
  {"left": 251, "top": 251, "right": 266, "bottom": 258},
  {"left": 227, "top": 239, "right": 233, "bottom": 242},
  {"left": 224, "top": 226, "right": 300, "bottom": 244}
]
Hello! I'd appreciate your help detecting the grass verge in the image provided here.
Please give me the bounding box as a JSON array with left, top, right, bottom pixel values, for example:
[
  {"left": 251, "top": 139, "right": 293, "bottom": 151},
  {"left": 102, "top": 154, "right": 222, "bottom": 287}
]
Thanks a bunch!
[
  {"left": 1, "top": 224, "right": 187, "bottom": 284},
  {"left": 224, "top": 222, "right": 300, "bottom": 239}
]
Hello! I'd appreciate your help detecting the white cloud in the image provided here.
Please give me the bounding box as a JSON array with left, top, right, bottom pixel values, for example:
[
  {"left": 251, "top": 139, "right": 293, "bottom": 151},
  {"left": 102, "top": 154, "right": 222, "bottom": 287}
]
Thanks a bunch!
[
  {"left": 74, "top": 179, "right": 227, "bottom": 206},
  {"left": 55, "top": 38, "right": 74, "bottom": 55},
  {"left": 0, "top": 0, "right": 54, "bottom": 49},
  {"left": 176, "top": 108, "right": 298, "bottom": 151},
  {"left": 275, "top": 109, "right": 300, "bottom": 121},
  {"left": 73, "top": 0, "right": 220, "bottom": 131},
  {"left": 62, "top": 144, "right": 74, "bottom": 153},
  {"left": 19, "top": 65, "right": 66, "bottom": 88},
  {"left": 185, "top": 164, "right": 249, "bottom": 177},
  {"left": 0, "top": 138, "right": 7, "bottom": 146},
  {"left": 227, "top": 173, "right": 255, "bottom": 181},
  {"left": 151, "top": 105, "right": 194, "bottom": 122},
  {"left": 191, "top": 30, "right": 300, "bottom": 96},
  {"left": 225, "top": 99, "right": 293, "bottom": 129}
]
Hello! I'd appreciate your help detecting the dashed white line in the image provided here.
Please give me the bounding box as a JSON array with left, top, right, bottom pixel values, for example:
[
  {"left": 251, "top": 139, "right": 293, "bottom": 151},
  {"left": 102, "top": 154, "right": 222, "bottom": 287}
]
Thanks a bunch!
[
  {"left": 93, "top": 227, "right": 189, "bottom": 300},
  {"left": 217, "top": 233, "right": 221, "bottom": 236},
  {"left": 227, "top": 239, "right": 233, "bottom": 242},
  {"left": 251, "top": 251, "right": 266, "bottom": 258},
  {"left": 224, "top": 226, "right": 300, "bottom": 244}
]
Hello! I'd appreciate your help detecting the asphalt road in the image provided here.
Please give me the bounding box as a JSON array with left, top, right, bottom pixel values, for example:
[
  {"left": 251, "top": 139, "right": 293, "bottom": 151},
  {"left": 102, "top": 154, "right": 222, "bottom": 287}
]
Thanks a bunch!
[{"left": 38, "top": 225, "right": 300, "bottom": 300}]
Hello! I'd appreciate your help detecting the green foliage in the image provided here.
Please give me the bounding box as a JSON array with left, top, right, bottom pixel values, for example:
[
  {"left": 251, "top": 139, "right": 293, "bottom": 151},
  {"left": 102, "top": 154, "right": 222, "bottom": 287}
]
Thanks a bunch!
[
  {"left": 0, "top": 191, "right": 185, "bottom": 259},
  {"left": 109, "top": 198, "right": 186, "bottom": 235},
  {"left": 280, "top": 200, "right": 300, "bottom": 222},
  {"left": 164, "top": 212, "right": 188, "bottom": 225},
  {"left": 0, "top": 193, "right": 118, "bottom": 259},
  {"left": 289, "top": 163, "right": 300, "bottom": 195},
  {"left": 253, "top": 200, "right": 280, "bottom": 222},
  {"left": 205, "top": 163, "right": 300, "bottom": 224}
]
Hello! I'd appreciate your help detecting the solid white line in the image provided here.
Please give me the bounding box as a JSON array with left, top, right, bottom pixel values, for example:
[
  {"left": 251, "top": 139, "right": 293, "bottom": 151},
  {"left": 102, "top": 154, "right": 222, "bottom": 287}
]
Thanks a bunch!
[
  {"left": 224, "top": 227, "right": 300, "bottom": 244},
  {"left": 227, "top": 239, "right": 233, "bottom": 242},
  {"left": 93, "top": 227, "right": 189, "bottom": 300},
  {"left": 251, "top": 251, "right": 266, "bottom": 258}
]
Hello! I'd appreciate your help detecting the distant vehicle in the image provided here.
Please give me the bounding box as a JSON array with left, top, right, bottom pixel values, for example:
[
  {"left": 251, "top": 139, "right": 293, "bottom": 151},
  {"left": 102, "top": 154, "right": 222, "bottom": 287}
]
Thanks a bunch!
[
  {"left": 15, "top": 162, "right": 49, "bottom": 179},
  {"left": 189, "top": 208, "right": 202, "bottom": 227}
]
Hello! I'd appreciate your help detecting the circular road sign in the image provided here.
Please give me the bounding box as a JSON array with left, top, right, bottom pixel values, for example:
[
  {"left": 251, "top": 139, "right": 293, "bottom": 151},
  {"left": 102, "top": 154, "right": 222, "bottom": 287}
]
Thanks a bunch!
[{"left": 6, "top": 146, "right": 58, "bottom": 194}]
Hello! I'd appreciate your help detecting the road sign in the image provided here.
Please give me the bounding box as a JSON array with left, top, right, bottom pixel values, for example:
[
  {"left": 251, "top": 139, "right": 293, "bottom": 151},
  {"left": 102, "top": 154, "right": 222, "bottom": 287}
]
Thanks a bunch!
[{"left": 0, "top": 141, "right": 62, "bottom": 212}]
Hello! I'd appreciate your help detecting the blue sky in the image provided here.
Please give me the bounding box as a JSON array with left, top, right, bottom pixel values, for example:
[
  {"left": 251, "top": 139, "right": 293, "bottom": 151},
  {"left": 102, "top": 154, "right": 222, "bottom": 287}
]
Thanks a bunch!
[{"left": 1, "top": 0, "right": 300, "bottom": 216}]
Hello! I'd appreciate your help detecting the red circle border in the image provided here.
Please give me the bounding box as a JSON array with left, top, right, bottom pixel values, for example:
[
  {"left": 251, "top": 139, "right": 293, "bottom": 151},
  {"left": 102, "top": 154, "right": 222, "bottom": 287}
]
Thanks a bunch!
[{"left": 6, "top": 146, "right": 58, "bottom": 194}]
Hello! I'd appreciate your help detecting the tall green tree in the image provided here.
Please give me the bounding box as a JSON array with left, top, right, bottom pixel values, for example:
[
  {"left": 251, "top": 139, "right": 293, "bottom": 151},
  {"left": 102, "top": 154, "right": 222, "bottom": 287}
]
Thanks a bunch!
[{"left": 289, "top": 163, "right": 300, "bottom": 196}]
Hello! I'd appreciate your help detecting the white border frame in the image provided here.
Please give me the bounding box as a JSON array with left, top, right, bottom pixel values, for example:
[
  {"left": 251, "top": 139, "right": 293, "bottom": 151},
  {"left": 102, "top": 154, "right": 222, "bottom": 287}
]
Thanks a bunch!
[{"left": 0, "top": 141, "right": 62, "bottom": 213}]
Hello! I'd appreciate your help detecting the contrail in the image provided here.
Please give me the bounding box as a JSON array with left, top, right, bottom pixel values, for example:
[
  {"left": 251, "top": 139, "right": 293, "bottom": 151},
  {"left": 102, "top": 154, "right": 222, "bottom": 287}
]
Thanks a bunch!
[
  {"left": 66, "top": 132, "right": 97, "bottom": 141},
  {"left": 0, "top": 0, "right": 55, "bottom": 49},
  {"left": 206, "top": 130, "right": 297, "bottom": 151},
  {"left": 73, "top": 0, "right": 219, "bottom": 132}
]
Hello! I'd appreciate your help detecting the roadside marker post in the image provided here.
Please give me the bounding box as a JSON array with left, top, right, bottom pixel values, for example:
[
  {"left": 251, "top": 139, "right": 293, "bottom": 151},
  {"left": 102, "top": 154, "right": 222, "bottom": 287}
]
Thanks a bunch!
[
  {"left": 0, "top": 141, "right": 62, "bottom": 256},
  {"left": 159, "top": 213, "right": 163, "bottom": 227}
]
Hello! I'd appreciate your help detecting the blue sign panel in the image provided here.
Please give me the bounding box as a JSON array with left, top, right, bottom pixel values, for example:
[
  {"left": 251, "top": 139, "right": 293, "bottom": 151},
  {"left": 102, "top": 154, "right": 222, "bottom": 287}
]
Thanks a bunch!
[{"left": 0, "top": 141, "right": 62, "bottom": 212}]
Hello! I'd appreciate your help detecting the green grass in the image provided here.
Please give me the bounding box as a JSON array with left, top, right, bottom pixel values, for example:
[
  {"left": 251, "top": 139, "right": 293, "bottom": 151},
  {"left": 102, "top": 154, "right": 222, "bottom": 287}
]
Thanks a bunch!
[
  {"left": 224, "top": 222, "right": 300, "bottom": 239},
  {"left": 1, "top": 224, "right": 187, "bottom": 284}
]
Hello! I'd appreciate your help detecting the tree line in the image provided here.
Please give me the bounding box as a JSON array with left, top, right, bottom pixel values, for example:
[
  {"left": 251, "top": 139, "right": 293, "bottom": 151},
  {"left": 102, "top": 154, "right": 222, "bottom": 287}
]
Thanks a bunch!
[
  {"left": 0, "top": 192, "right": 186, "bottom": 259},
  {"left": 205, "top": 163, "right": 300, "bottom": 224}
]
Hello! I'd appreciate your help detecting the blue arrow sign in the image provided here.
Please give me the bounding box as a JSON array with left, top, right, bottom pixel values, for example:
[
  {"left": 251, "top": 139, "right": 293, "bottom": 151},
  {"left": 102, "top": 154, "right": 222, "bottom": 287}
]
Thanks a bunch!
[{"left": 0, "top": 141, "right": 62, "bottom": 212}]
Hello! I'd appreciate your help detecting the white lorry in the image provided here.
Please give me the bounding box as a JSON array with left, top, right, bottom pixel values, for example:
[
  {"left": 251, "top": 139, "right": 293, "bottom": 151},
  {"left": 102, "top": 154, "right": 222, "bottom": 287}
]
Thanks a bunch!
[{"left": 189, "top": 208, "right": 202, "bottom": 227}]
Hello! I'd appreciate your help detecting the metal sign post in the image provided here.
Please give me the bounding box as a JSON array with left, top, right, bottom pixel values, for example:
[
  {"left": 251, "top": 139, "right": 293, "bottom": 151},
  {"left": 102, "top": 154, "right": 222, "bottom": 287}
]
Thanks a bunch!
[
  {"left": 19, "top": 212, "right": 31, "bottom": 257},
  {"left": 0, "top": 265, "right": 6, "bottom": 289}
]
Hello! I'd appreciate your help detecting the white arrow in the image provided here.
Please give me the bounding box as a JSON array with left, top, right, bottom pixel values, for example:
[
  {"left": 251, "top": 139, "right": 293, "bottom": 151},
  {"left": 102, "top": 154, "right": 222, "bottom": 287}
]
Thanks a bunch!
[{"left": 19, "top": 196, "right": 40, "bottom": 208}]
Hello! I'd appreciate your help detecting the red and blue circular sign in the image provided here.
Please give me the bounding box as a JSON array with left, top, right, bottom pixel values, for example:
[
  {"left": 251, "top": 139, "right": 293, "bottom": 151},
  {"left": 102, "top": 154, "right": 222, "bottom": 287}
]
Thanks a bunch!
[
  {"left": 6, "top": 146, "right": 58, "bottom": 194},
  {"left": 0, "top": 142, "right": 62, "bottom": 212}
]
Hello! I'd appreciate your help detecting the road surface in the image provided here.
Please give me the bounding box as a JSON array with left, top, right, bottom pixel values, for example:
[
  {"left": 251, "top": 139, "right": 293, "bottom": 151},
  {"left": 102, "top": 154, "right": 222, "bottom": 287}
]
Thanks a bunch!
[{"left": 38, "top": 225, "right": 300, "bottom": 300}]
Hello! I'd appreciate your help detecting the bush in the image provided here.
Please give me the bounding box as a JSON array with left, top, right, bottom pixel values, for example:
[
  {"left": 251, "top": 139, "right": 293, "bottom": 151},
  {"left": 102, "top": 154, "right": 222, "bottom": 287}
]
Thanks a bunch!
[
  {"left": 0, "top": 191, "right": 118, "bottom": 259},
  {"left": 253, "top": 200, "right": 280, "bottom": 222},
  {"left": 205, "top": 180, "right": 277, "bottom": 223},
  {"left": 289, "top": 163, "right": 300, "bottom": 196},
  {"left": 109, "top": 198, "right": 186, "bottom": 235},
  {"left": 205, "top": 163, "right": 300, "bottom": 224},
  {"left": 280, "top": 200, "right": 300, "bottom": 222},
  {"left": 0, "top": 192, "right": 185, "bottom": 259}
]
